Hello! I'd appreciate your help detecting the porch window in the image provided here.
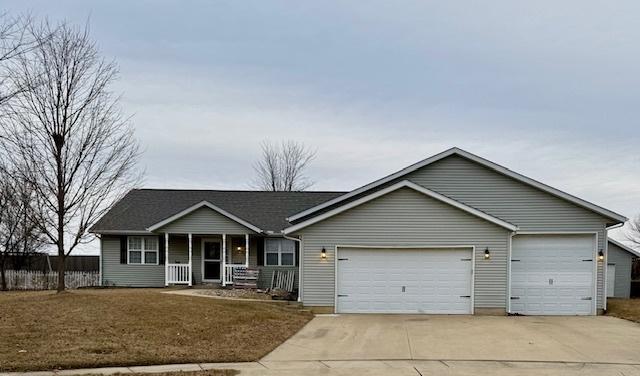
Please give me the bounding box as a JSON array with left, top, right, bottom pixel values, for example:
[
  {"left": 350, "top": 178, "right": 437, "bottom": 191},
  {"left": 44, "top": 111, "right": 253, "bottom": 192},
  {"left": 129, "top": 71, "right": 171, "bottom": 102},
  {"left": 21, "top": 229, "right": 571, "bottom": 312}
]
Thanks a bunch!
[
  {"left": 265, "top": 238, "right": 295, "bottom": 266},
  {"left": 128, "top": 236, "right": 159, "bottom": 265}
]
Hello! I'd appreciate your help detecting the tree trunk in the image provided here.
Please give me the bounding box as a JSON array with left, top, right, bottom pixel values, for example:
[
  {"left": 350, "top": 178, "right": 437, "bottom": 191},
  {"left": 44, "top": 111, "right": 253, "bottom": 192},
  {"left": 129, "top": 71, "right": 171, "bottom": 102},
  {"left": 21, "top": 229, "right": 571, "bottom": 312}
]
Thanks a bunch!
[
  {"left": 0, "top": 255, "right": 6, "bottom": 291},
  {"left": 56, "top": 249, "right": 65, "bottom": 292},
  {"left": 55, "top": 136, "right": 66, "bottom": 293}
]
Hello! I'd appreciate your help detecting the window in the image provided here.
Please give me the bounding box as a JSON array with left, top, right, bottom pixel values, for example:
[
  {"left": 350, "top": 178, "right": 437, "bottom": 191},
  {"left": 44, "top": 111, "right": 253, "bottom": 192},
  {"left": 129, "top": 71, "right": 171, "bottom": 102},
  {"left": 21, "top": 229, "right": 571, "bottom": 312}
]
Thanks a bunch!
[
  {"left": 265, "top": 238, "right": 296, "bottom": 266},
  {"left": 128, "top": 236, "right": 159, "bottom": 265}
]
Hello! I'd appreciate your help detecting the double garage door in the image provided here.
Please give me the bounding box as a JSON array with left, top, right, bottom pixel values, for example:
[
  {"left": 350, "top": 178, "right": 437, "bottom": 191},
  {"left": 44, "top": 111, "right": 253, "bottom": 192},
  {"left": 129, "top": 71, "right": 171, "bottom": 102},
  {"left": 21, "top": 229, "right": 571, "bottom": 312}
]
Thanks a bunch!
[
  {"left": 336, "top": 247, "right": 473, "bottom": 314},
  {"left": 335, "top": 235, "right": 596, "bottom": 315}
]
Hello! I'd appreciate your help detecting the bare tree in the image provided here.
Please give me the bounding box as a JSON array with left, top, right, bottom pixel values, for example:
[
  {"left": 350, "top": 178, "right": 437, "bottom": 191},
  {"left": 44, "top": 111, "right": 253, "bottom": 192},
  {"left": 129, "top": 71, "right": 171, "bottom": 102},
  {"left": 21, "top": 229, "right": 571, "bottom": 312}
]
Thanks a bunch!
[
  {"left": 0, "top": 13, "right": 41, "bottom": 108},
  {"left": 0, "top": 21, "right": 141, "bottom": 292},
  {"left": 625, "top": 214, "right": 640, "bottom": 248},
  {"left": 0, "top": 161, "right": 44, "bottom": 290},
  {"left": 253, "top": 140, "right": 316, "bottom": 191}
]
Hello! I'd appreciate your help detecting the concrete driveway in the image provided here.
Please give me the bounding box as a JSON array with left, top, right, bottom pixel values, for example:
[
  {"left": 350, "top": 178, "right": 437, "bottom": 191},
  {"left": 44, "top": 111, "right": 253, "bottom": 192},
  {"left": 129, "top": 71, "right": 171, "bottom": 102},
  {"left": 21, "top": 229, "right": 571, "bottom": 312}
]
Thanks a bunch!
[{"left": 263, "top": 314, "right": 640, "bottom": 364}]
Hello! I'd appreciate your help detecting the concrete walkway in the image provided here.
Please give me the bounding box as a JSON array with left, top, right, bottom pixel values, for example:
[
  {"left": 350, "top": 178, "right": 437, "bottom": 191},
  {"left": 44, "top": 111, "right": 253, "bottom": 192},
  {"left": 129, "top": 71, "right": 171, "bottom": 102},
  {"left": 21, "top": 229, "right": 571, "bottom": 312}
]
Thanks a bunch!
[
  {"left": 162, "top": 289, "right": 290, "bottom": 304},
  {"left": 4, "top": 360, "right": 640, "bottom": 376}
]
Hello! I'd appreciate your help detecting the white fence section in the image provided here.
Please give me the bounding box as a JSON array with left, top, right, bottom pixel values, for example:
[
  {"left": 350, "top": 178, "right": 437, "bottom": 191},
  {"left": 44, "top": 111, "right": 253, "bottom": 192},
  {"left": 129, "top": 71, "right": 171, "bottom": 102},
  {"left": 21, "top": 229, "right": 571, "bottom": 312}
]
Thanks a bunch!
[
  {"left": 224, "top": 265, "right": 236, "bottom": 285},
  {"left": 3, "top": 270, "right": 100, "bottom": 290},
  {"left": 167, "top": 264, "right": 190, "bottom": 284}
]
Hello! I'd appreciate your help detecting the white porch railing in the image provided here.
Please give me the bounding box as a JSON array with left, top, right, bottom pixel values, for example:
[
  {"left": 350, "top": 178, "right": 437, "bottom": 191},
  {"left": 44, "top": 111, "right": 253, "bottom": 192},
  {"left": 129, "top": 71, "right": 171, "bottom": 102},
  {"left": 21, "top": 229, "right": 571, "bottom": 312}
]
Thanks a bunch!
[
  {"left": 167, "top": 264, "right": 190, "bottom": 284},
  {"left": 224, "top": 265, "right": 246, "bottom": 285}
]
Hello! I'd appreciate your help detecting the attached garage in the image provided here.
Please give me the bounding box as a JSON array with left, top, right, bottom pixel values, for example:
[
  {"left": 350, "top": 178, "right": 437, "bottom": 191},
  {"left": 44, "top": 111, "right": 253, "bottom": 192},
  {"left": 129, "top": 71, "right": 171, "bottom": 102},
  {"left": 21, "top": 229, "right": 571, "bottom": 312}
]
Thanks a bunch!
[
  {"left": 510, "top": 234, "right": 596, "bottom": 316},
  {"left": 284, "top": 150, "right": 627, "bottom": 316},
  {"left": 336, "top": 247, "right": 474, "bottom": 314}
]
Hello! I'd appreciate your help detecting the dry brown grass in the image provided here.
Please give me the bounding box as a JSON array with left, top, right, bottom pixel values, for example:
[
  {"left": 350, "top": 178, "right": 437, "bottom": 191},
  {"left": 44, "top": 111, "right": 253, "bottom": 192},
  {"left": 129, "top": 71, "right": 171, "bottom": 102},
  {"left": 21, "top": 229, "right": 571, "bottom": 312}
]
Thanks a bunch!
[
  {"left": 606, "top": 298, "right": 640, "bottom": 323},
  {"left": 0, "top": 289, "right": 312, "bottom": 372}
]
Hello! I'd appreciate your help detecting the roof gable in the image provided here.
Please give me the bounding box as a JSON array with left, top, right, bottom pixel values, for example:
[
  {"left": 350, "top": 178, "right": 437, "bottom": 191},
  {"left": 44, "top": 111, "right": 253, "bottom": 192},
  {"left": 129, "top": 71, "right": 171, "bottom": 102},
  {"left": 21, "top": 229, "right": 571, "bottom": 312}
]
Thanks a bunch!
[
  {"left": 283, "top": 180, "right": 518, "bottom": 234},
  {"left": 287, "top": 148, "right": 627, "bottom": 224},
  {"left": 147, "top": 201, "right": 262, "bottom": 233}
]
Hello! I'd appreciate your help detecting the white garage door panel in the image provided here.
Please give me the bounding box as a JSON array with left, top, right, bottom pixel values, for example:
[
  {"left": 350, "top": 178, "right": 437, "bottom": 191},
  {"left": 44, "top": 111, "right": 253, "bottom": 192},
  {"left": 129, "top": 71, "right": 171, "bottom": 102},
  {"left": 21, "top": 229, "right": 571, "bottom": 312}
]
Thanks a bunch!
[
  {"left": 337, "top": 248, "right": 472, "bottom": 314},
  {"left": 511, "top": 235, "right": 595, "bottom": 316}
]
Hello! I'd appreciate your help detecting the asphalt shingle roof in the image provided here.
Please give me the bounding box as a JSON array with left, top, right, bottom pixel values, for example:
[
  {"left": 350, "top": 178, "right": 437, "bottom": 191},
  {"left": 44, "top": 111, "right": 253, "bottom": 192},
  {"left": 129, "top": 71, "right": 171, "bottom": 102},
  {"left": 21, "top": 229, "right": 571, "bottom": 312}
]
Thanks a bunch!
[{"left": 90, "top": 189, "right": 346, "bottom": 233}]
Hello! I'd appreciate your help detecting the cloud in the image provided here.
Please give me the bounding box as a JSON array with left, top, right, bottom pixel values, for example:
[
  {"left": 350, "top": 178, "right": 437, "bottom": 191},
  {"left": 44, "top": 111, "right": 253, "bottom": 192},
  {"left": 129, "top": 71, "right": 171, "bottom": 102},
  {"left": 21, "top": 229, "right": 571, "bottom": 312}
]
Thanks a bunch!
[{"left": 2, "top": 0, "right": 639, "bottom": 255}]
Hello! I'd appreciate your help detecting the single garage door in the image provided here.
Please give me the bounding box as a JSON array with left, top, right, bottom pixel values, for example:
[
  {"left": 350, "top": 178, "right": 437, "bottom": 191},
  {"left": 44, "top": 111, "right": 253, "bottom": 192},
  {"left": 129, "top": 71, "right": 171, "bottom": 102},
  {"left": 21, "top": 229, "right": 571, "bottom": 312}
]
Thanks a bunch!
[
  {"left": 336, "top": 247, "right": 473, "bottom": 314},
  {"left": 511, "top": 234, "right": 595, "bottom": 315}
]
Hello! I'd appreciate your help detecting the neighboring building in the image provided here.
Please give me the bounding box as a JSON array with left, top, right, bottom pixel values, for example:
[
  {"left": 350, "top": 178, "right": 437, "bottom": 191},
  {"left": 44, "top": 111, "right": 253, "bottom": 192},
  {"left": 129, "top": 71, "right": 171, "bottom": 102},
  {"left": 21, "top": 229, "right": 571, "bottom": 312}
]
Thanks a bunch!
[
  {"left": 90, "top": 147, "right": 627, "bottom": 316},
  {"left": 607, "top": 238, "right": 639, "bottom": 299}
]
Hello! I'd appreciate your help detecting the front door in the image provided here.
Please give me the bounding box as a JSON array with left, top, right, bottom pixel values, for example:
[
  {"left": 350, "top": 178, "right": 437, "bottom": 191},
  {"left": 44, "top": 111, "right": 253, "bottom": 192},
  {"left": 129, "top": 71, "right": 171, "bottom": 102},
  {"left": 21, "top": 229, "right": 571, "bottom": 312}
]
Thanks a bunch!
[{"left": 202, "top": 240, "right": 221, "bottom": 281}]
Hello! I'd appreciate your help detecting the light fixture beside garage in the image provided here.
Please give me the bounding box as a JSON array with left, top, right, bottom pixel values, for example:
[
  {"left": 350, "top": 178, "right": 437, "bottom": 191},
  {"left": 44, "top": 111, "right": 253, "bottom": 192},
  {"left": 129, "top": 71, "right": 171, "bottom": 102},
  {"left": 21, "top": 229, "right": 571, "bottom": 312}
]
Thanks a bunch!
[
  {"left": 484, "top": 248, "right": 491, "bottom": 260},
  {"left": 321, "top": 247, "right": 327, "bottom": 259},
  {"left": 598, "top": 250, "right": 605, "bottom": 262}
]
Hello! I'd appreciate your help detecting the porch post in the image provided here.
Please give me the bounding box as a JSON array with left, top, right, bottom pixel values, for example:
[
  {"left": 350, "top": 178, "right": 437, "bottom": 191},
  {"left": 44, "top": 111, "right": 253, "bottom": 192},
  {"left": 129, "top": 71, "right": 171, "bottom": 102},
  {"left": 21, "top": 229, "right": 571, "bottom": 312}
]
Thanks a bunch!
[
  {"left": 222, "top": 234, "right": 226, "bottom": 286},
  {"left": 165, "top": 233, "right": 169, "bottom": 286},
  {"left": 245, "top": 234, "right": 249, "bottom": 267},
  {"left": 188, "top": 233, "right": 193, "bottom": 287}
]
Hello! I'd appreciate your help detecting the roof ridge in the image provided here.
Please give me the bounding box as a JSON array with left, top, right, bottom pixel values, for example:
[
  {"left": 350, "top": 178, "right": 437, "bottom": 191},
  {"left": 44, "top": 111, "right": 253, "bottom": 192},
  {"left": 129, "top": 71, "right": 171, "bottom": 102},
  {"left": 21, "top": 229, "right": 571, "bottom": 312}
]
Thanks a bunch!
[{"left": 135, "top": 188, "right": 348, "bottom": 193}]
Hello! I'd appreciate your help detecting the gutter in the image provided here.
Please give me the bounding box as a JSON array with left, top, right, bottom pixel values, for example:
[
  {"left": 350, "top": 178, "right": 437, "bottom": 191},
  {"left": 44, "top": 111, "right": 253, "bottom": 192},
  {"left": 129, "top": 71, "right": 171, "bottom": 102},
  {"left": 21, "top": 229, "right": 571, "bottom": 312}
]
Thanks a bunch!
[{"left": 606, "top": 222, "right": 625, "bottom": 230}]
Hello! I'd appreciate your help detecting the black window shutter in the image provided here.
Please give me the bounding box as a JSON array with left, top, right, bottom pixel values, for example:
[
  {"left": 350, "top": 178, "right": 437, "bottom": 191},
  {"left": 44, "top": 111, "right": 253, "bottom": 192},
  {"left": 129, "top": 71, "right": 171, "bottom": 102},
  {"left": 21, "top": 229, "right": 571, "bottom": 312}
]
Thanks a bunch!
[
  {"left": 256, "top": 237, "right": 264, "bottom": 266},
  {"left": 120, "top": 236, "right": 127, "bottom": 264},
  {"left": 158, "top": 235, "right": 165, "bottom": 265},
  {"left": 295, "top": 241, "right": 300, "bottom": 266}
]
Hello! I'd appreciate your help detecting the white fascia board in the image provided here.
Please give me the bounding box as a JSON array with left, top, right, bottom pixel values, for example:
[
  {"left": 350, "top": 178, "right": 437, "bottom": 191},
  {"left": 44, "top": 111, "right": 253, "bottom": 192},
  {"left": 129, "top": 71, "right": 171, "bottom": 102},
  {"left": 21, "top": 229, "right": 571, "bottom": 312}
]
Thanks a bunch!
[
  {"left": 90, "top": 230, "right": 154, "bottom": 235},
  {"left": 283, "top": 180, "right": 518, "bottom": 234},
  {"left": 287, "top": 147, "right": 627, "bottom": 224},
  {"left": 146, "top": 200, "right": 262, "bottom": 233},
  {"left": 608, "top": 237, "right": 640, "bottom": 257}
]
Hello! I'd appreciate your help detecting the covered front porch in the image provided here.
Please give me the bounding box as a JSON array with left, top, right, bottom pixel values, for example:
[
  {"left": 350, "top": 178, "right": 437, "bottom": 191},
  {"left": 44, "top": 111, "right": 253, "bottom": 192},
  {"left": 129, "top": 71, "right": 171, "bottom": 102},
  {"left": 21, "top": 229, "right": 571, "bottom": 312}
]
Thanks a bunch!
[
  {"left": 163, "top": 233, "right": 255, "bottom": 286},
  {"left": 144, "top": 200, "right": 299, "bottom": 291}
]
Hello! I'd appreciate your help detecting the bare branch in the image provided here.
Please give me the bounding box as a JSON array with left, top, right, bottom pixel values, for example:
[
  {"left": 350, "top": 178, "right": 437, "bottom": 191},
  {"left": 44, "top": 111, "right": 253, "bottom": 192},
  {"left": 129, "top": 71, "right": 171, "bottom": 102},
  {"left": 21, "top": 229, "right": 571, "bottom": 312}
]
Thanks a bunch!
[
  {"left": 252, "top": 140, "right": 316, "bottom": 191},
  {"left": 625, "top": 214, "right": 640, "bottom": 248}
]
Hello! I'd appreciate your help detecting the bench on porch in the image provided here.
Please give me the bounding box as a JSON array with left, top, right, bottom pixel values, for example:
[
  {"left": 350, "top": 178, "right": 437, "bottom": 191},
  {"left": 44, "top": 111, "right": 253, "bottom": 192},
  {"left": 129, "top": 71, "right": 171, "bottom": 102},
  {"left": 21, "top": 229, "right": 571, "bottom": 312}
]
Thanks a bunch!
[{"left": 231, "top": 267, "right": 260, "bottom": 289}]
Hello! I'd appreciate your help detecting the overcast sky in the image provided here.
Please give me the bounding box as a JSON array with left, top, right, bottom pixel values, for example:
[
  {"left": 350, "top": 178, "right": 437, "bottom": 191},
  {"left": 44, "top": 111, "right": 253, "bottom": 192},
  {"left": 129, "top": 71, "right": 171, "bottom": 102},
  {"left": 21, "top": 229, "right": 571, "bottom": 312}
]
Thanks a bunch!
[{"left": 3, "top": 1, "right": 639, "bottom": 251}]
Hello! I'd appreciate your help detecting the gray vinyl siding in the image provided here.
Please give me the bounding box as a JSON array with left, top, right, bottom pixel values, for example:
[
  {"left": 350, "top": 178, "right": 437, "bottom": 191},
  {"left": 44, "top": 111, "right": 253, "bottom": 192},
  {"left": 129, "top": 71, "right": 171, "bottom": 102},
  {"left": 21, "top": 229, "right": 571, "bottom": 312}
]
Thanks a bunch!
[
  {"left": 158, "top": 207, "right": 257, "bottom": 234},
  {"left": 101, "top": 236, "right": 165, "bottom": 287},
  {"left": 404, "top": 155, "right": 610, "bottom": 309},
  {"left": 295, "top": 187, "right": 509, "bottom": 308},
  {"left": 608, "top": 242, "right": 634, "bottom": 298}
]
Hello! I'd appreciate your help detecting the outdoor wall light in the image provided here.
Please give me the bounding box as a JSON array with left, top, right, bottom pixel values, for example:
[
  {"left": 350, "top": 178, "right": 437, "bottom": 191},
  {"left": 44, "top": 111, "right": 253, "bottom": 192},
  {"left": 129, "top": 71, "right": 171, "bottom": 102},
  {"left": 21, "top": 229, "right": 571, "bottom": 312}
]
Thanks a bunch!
[
  {"left": 321, "top": 247, "right": 327, "bottom": 259},
  {"left": 236, "top": 246, "right": 243, "bottom": 251},
  {"left": 598, "top": 250, "right": 605, "bottom": 262},
  {"left": 484, "top": 248, "right": 491, "bottom": 260}
]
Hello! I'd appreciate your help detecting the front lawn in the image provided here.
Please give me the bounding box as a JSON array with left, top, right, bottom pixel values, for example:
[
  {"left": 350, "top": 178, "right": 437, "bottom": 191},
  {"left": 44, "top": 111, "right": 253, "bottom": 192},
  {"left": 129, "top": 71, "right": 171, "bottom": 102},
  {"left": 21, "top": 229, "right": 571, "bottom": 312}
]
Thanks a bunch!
[{"left": 0, "top": 289, "right": 312, "bottom": 372}]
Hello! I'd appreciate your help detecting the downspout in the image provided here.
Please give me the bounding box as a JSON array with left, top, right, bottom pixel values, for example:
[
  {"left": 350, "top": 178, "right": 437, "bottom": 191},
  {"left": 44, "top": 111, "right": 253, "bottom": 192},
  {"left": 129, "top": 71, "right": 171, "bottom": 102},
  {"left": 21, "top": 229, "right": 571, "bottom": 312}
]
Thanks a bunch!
[
  {"left": 282, "top": 234, "right": 302, "bottom": 302},
  {"left": 603, "top": 222, "right": 626, "bottom": 312}
]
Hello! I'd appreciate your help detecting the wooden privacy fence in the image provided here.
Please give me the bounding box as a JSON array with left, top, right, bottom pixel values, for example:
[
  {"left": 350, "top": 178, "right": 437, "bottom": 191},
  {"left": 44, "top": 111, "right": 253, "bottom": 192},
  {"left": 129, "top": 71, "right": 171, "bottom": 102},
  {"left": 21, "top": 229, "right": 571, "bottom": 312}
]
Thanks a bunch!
[{"left": 3, "top": 270, "right": 100, "bottom": 290}]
